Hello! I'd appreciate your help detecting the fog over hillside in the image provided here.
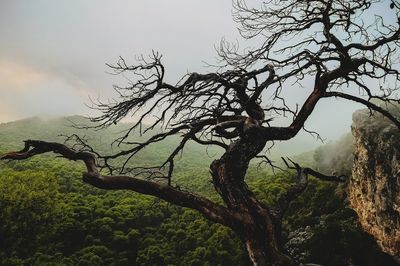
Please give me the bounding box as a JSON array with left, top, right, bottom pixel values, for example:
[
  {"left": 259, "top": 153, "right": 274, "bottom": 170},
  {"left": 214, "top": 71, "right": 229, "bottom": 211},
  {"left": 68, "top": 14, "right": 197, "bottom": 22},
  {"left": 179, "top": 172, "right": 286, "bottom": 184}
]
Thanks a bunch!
[
  {"left": 0, "top": 0, "right": 366, "bottom": 145},
  {"left": 0, "top": 114, "right": 348, "bottom": 159}
]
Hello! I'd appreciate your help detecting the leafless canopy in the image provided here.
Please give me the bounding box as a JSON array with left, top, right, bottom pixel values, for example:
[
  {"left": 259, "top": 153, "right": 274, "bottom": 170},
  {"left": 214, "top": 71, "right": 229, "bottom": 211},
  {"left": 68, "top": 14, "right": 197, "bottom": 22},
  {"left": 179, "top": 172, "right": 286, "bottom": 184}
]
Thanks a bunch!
[
  {"left": 80, "top": 0, "right": 400, "bottom": 179},
  {"left": 2, "top": 1, "right": 400, "bottom": 265}
]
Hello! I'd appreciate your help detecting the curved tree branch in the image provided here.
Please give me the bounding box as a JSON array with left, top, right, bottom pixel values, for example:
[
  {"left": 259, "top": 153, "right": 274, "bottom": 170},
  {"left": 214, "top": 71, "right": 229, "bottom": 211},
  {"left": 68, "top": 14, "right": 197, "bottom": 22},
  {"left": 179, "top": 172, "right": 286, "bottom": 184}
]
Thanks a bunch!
[
  {"left": 273, "top": 157, "right": 346, "bottom": 220},
  {"left": 323, "top": 91, "right": 400, "bottom": 129},
  {"left": 0, "top": 140, "right": 236, "bottom": 228},
  {"left": 3, "top": 1, "right": 400, "bottom": 264}
]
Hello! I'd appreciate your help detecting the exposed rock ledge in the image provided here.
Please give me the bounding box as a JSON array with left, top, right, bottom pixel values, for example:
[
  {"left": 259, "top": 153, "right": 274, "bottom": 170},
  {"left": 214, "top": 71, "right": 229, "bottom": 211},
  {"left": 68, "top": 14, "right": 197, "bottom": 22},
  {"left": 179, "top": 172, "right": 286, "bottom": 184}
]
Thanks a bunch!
[{"left": 350, "top": 109, "right": 400, "bottom": 258}]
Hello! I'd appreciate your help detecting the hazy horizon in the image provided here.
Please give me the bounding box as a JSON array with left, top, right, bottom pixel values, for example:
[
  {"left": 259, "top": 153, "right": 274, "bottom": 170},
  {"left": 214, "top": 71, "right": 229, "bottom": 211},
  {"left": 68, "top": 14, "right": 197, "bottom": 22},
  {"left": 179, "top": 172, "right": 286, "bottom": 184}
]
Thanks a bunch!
[{"left": 0, "top": 0, "right": 382, "bottom": 151}]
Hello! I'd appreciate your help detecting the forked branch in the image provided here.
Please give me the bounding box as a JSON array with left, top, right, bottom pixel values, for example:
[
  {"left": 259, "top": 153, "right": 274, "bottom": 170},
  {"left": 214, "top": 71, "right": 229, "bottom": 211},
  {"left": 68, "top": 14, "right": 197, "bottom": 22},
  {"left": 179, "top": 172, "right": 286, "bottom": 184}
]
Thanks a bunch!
[
  {"left": 0, "top": 140, "right": 235, "bottom": 227},
  {"left": 273, "top": 157, "right": 346, "bottom": 219}
]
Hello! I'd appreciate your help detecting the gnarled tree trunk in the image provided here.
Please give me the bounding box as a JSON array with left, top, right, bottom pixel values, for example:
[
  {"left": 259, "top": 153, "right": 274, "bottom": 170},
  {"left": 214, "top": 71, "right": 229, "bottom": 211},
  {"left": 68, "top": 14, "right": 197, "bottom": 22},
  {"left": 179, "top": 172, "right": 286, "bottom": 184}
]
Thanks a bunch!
[{"left": 210, "top": 126, "right": 295, "bottom": 266}]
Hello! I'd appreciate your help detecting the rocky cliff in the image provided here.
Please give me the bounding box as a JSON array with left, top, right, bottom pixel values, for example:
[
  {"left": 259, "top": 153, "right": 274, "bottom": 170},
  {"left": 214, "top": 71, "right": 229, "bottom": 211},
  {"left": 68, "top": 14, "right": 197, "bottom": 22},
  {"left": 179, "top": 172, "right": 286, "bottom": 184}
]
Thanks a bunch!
[{"left": 350, "top": 108, "right": 400, "bottom": 258}]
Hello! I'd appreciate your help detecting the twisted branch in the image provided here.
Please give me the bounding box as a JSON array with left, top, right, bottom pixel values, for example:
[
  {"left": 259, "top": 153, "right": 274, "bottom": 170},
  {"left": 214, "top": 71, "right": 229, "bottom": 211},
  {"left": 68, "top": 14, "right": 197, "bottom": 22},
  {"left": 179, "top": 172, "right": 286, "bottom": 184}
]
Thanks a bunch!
[{"left": 0, "top": 140, "right": 236, "bottom": 228}]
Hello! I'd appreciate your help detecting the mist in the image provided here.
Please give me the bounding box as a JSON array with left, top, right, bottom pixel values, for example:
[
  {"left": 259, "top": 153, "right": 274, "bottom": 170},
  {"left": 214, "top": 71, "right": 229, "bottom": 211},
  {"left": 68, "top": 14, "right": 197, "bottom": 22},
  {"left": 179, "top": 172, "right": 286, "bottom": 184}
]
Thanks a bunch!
[{"left": 0, "top": 0, "right": 370, "bottom": 153}]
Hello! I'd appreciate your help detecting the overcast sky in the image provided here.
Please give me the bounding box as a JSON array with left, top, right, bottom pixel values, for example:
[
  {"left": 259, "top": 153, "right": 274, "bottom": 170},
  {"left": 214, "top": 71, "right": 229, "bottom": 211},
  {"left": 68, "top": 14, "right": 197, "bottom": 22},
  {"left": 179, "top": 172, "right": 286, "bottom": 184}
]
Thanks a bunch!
[
  {"left": 1, "top": 0, "right": 387, "bottom": 151},
  {"left": 0, "top": 1, "right": 240, "bottom": 119}
]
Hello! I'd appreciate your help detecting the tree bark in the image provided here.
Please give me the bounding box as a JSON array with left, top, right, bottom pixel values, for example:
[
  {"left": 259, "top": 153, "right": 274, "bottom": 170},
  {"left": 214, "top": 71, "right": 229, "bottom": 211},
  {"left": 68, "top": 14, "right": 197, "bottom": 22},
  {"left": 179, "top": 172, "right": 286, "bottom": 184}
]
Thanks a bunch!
[
  {"left": 0, "top": 138, "right": 296, "bottom": 265},
  {"left": 210, "top": 126, "right": 296, "bottom": 266}
]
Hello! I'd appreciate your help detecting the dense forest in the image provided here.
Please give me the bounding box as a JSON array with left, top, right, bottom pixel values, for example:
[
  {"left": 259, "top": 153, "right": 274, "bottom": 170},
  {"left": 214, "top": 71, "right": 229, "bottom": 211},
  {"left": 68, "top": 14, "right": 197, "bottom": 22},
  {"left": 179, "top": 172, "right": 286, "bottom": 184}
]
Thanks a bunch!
[{"left": 0, "top": 116, "right": 397, "bottom": 265}]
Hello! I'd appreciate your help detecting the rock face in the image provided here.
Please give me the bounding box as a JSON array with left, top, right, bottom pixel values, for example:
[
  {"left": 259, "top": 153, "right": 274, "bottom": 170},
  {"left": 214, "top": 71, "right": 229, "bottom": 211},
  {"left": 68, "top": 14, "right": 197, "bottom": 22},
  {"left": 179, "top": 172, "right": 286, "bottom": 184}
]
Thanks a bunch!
[{"left": 350, "top": 109, "right": 400, "bottom": 258}]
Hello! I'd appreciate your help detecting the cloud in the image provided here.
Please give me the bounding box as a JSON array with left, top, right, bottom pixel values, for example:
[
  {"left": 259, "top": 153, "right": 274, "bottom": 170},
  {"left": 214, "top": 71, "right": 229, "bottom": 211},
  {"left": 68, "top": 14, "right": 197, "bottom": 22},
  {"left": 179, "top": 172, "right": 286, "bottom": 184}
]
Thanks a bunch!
[
  {"left": 0, "top": 60, "right": 47, "bottom": 89},
  {"left": 0, "top": 110, "right": 20, "bottom": 124},
  {"left": 0, "top": 60, "right": 101, "bottom": 122}
]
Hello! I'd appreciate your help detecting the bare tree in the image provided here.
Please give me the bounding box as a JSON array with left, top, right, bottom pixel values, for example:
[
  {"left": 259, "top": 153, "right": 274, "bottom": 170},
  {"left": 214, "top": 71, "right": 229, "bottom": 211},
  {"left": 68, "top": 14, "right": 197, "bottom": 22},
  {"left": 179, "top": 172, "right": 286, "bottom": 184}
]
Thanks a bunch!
[{"left": 2, "top": 0, "right": 400, "bottom": 265}]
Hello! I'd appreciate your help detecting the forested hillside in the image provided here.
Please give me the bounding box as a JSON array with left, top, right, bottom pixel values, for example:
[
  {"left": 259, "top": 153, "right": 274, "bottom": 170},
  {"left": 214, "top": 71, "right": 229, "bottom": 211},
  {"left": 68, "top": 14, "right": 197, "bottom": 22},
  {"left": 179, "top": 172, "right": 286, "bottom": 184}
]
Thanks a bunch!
[{"left": 0, "top": 116, "right": 396, "bottom": 265}]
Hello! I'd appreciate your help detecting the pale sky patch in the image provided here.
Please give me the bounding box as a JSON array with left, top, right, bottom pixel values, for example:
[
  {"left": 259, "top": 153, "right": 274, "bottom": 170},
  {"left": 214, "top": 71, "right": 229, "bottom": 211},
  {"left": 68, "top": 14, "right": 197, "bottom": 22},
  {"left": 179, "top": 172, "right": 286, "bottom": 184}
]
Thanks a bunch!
[
  {"left": 0, "top": 0, "right": 394, "bottom": 152},
  {"left": 0, "top": 60, "right": 47, "bottom": 89}
]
